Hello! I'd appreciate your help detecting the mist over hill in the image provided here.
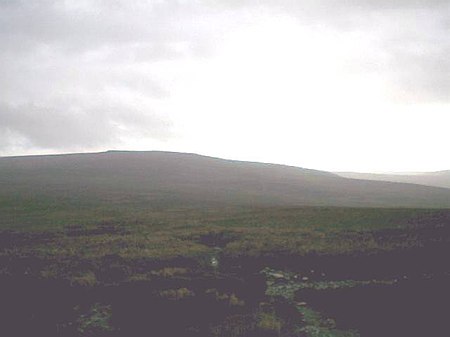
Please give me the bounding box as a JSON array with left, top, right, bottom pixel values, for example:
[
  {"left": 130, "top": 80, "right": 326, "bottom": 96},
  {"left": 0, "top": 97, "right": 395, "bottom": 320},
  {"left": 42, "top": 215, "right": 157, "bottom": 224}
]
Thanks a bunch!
[
  {"left": 1, "top": 151, "right": 450, "bottom": 214},
  {"left": 336, "top": 171, "right": 450, "bottom": 190}
]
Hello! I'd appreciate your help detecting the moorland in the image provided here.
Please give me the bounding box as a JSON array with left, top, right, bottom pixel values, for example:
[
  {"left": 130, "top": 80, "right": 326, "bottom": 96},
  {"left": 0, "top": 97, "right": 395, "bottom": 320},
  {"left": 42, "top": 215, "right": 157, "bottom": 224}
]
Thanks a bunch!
[{"left": 1, "top": 151, "right": 449, "bottom": 337}]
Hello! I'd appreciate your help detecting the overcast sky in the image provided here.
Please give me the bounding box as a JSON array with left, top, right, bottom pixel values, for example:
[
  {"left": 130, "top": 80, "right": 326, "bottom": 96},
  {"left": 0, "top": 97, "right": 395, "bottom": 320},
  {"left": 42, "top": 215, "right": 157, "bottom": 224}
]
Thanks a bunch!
[{"left": 1, "top": 0, "right": 449, "bottom": 172}]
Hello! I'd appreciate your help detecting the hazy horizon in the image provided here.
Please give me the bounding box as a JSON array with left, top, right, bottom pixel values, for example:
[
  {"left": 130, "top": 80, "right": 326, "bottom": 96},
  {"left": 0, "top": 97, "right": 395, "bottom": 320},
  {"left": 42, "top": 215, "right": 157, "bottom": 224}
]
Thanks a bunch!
[
  {"left": 1, "top": 149, "right": 449, "bottom": 175},
  {"left": 1, "top": 1, "right": 449, "bottom": 172}
]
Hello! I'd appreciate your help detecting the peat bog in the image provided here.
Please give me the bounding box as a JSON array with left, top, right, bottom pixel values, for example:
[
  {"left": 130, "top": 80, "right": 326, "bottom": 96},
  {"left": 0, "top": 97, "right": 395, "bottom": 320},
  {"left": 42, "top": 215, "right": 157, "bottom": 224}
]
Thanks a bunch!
[{"left": 1, "top": 207, "right": 449, "bottom": 336}]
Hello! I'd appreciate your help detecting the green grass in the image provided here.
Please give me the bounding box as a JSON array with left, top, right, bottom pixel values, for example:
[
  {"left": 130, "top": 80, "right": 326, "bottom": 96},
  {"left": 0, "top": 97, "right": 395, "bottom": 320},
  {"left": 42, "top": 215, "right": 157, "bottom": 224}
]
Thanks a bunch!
[
  {"left": 296, "top": 306, "right": 360, "bottom": 337},
  {"left": 1, "top": 205, "right": 448, "bottom": 336},
  {"left": 1, "top": 206, "right": 447, "bottom": 284},
  {"left": 1, "top": 152, "right": 449, "bottom": 336}
]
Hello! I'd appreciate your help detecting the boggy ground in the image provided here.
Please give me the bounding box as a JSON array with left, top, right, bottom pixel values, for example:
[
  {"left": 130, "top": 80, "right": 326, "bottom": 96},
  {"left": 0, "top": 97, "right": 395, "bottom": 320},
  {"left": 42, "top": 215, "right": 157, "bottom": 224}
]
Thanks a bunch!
[
  {"left": 296, "top": 276, "right": 450, "bottom": 337},
  {"left": 0, "top": 272, "right": 268, "bottom": 337},
  {"left": 0, "top": 207, "right": 449, "bottom": 336}
]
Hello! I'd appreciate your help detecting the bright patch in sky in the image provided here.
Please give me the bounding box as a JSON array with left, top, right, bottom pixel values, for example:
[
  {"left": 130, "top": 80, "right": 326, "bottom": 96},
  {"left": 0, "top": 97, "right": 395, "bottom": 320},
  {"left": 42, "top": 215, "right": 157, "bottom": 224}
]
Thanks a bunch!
[
  {"left": 130, "top": 15, "right": 449, "bottom": 172},
  {"left": 1, "top": 1, "right": 449, "bottom": 172}
]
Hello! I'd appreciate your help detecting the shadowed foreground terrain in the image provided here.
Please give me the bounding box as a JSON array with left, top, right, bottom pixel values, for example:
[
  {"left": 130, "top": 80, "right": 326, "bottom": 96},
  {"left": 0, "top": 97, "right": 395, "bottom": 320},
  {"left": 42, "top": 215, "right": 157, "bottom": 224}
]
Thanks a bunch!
[
  {"left": 0, "top": 152, "right": 449, "bottom": 336},
  {"left": 1, "top": 207, "right": 450, "bottom": 337}
]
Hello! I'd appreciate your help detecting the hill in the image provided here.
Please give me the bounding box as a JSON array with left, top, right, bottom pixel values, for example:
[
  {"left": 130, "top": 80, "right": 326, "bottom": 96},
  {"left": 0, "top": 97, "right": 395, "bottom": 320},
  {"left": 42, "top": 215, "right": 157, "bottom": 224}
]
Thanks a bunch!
[
  {"left": 1, "top": 151, "right": 450, "bottom": 228},
  {"left": 1, "top": 151, "right": 450, "bottom": 337},
  {"left": 336, "top": 171, "right": 450, "bottom": 190}
]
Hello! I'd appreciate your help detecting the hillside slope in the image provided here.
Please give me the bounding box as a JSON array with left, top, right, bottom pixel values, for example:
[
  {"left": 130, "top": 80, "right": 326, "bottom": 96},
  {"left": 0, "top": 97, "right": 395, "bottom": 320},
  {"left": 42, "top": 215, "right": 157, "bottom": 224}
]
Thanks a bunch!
[
  {"left": 1, "top": 151, "right": 450, "bottom": 215},
  {"left": 336, "top": 171, "right": 450, "bottom": 190}
]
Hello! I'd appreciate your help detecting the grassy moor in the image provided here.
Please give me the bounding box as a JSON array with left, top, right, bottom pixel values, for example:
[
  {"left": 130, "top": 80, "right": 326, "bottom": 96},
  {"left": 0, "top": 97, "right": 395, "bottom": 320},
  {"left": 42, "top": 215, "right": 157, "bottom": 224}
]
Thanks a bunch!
[{"left": 0, "top": 152, "right": 449, "bottom": 337}]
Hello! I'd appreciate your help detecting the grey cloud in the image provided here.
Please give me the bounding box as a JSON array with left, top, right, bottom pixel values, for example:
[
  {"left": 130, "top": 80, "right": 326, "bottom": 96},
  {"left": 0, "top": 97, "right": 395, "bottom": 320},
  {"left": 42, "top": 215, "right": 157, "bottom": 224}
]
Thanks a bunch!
[
  {"left": 0, "top": 0, "right": 226, "bottom": 56},
  {"left": 165, "top": 1, "right": 450, "bottom": 104},
  {"left": 220, "top": 0, "right": 449, "bottom": 11},
  {"left": 1, "top": 0, "right": 449, "bottom": 154},
  {"left": 0, "top": 101, "right": 171, "bottom": 151},
  {"left": 0, "top": 1, "right": 187, "bottom": 153},
  {"left": 265, "top": 0, "right": 450, "bottom": 103},
  {"left": 385, "top": 38, "right": 450, "bottom": 103}
]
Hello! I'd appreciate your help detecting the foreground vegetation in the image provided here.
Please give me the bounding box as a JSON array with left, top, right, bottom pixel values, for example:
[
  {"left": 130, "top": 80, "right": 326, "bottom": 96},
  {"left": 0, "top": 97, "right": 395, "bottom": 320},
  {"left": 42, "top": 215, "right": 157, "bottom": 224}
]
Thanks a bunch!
[
  {"left": 1, "top": 206, "right": 449, "bottom": 336},
  {"left": 1, "top": 207, "right": 448, "bottom": 280}
]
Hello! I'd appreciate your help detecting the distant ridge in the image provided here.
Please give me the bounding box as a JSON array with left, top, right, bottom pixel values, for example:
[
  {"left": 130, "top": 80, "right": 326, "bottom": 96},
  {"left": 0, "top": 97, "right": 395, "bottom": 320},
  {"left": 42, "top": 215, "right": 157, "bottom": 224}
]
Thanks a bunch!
[
  {"left": 1, "top": 151, "right": 450, "bottom": 210},
  {"left": 336, "top": 171, "right": 450, "bottom": 190}
]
